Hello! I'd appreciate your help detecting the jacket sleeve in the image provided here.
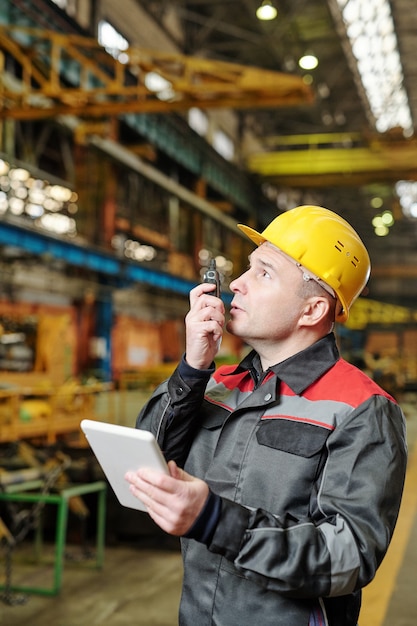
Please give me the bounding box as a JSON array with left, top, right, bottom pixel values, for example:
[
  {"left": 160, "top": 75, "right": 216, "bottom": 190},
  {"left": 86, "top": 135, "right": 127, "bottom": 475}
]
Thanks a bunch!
[
  {"left": 135, "top": 356, "right": 214, "bottom": 466},
  {"left": 202, "top": 395, "right": 407, "bottom": 599}
]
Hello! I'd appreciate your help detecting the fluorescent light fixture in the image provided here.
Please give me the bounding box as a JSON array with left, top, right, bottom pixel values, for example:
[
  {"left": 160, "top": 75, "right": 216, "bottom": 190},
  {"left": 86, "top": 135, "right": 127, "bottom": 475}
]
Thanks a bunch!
[
  {"left": 334, "top": 0, "right": 413, "bottom": 134},
  {"left": 256, "top": 1, "right": 278, "bottom": 21}
]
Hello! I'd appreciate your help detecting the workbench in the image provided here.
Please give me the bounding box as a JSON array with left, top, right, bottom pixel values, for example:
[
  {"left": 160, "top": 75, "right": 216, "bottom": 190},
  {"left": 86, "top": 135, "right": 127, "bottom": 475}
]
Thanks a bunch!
[{"left": 0, "top": 479, "right": 107, "bottom": 596}]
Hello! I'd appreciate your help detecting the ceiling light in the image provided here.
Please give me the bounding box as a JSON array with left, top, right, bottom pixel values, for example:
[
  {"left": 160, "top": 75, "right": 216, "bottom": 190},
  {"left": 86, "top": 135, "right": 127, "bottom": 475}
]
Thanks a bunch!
[
  {"left": 0, "top": 160, "right": 10, "bottom": 176},
  {"left": 374, "top": 225, "right": 389, "bottom": 237},
  {"left": 0, "top": 157, "right": 78, "bottom": 235},
  {"left": 372, "top": 210, "right": 394, "bottom": 236},
  {"left": 144, "top": 72, "right": 175, "bottom": 101},
  {"left": 334, "top": 0, "right": 413, "bottom": 134},
  {"left": 256, "top": 1, "right": 278, "bottom": 21},
  {"left": 298, "top": 53, "right": 319, "bottom": 70},
  {"left": 381, "top": 210, "right": 394, "bottom": 227},
  {"left": 370, "top": 196, "right": 383, "bottom": 209},
  {"left": 396, "top": 180, "right": 417, "bottom": 218}
]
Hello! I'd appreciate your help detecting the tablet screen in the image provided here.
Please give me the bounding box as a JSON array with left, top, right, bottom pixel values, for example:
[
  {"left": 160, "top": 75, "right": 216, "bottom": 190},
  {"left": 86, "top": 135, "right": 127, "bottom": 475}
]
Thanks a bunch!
[{"left": 81, "top": 419, "right": 168, "bottom": 511}]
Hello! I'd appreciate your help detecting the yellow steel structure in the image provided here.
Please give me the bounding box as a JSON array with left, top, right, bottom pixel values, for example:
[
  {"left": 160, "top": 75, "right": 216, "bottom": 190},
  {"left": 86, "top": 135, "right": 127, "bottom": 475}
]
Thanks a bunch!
[
  {"left": 0, "top": 25, "right": 313, "bottom": 121},
  {"left": 346, "top": 298, "right": 417, "bottom": 330},
  {"left": 246, "top": 132, "right": 417, "bottom": 185},
  {"left": 2, "top": 27, "right": 416, "bottom": 188}
]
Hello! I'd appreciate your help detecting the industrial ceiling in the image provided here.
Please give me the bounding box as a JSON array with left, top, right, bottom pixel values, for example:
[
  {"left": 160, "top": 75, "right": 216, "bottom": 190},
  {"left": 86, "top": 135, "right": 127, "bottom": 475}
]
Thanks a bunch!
[{"left": 138, "top": 0, "right": 417, "bottom": 310}]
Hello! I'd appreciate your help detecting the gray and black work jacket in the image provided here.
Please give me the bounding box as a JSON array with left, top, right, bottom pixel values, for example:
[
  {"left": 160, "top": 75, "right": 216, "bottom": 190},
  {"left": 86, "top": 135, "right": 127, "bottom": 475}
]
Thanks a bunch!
[{"left": 135, "top": 333, "right": 407, "bottom": 626}]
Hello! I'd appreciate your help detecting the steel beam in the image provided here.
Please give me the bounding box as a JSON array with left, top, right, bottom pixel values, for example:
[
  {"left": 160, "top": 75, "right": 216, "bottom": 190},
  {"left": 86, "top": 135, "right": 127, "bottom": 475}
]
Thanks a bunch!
[{"left": 246, "top": 134, "right": 417, "bottom": 186}]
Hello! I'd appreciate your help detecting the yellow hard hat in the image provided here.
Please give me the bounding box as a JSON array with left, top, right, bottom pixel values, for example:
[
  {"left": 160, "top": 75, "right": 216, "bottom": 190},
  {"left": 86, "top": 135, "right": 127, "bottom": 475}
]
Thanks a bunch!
[{"left": 238, "top": 205, "right": 371, "bottom": 323}]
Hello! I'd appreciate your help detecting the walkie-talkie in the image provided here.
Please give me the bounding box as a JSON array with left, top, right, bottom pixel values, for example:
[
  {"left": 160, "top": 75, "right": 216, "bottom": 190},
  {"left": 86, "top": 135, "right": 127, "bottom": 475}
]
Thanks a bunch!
[{"left": 203, "top": 259, "right": 221, "bottom": 298}]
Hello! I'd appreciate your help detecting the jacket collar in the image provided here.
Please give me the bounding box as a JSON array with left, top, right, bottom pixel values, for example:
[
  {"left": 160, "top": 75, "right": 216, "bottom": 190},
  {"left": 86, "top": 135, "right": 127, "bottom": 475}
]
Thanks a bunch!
[{"left": 230, "top": 333, "right": 340, "bottom": 395}]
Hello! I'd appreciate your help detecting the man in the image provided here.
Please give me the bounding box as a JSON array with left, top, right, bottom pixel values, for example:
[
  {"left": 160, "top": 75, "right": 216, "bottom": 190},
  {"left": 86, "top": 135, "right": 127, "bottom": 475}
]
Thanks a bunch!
[{"left": 126, "top": 205, "right": 407, "bottom": 626}]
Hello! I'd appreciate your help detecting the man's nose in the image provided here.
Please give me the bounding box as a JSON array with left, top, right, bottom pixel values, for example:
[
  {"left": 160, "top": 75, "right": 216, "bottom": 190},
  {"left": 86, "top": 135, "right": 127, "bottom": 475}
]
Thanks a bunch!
[{"left": 229, "top": 272, "right": 245, "bottom": 293}]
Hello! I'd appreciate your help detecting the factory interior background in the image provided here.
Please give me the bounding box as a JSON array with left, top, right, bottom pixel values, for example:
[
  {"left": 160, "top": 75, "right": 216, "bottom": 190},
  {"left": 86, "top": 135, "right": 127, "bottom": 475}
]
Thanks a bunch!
[{"left": 0, "top": 0, "right": 417, "bottom": 624}]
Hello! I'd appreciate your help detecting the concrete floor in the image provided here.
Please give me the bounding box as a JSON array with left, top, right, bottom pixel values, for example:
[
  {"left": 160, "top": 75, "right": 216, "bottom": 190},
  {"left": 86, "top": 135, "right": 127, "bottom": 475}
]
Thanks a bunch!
[{"left": 1, "top": 390, "right": 417, "bottom": 625}]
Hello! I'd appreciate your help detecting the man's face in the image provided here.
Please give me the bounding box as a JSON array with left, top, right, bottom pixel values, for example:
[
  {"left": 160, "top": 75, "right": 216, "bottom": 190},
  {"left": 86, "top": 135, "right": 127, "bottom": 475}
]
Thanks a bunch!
[{"left": 226, "top": 243, "right": 307, "bottom": 345}]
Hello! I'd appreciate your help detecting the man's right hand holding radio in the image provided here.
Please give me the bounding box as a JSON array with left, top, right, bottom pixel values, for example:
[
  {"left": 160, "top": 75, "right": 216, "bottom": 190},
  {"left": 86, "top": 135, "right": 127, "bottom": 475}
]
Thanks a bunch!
[{"left": 185, "top": 283, "right": 225, "bottom": 370}]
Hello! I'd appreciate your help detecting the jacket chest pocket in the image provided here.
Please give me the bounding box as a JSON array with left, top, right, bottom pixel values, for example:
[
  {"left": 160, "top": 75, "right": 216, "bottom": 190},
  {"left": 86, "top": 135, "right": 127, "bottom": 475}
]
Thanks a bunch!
[
  {"left": 234, "top": 418, "right": 333, "bottom": 513},
  {"left": 256, "top": 417, "right": 331, "bottom": 458}
]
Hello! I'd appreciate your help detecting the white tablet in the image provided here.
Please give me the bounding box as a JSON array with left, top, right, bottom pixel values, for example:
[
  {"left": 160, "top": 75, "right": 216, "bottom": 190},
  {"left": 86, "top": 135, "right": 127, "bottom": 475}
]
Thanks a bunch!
[{"left": 80, "top": 419, "right": 169, "bottom": 511}]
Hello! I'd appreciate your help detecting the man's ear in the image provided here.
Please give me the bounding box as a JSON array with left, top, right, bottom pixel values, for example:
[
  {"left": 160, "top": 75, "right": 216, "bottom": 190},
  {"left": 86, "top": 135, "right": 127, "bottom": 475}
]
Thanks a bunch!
[{"left": 299, "top": 296, "right": 331, "bottom": 327}]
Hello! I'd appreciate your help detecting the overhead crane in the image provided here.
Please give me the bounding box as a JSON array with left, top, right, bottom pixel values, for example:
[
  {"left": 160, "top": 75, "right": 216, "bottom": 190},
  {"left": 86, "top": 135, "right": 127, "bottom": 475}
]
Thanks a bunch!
[
  {"left": 245, "top": 132, "right": 417, "bottom": 186},
  {"left": 0, "top": 25, "right": 313, "bottom": 121},
  {"left": 1, "top": 25, "right": 416, "bottom": 188}
]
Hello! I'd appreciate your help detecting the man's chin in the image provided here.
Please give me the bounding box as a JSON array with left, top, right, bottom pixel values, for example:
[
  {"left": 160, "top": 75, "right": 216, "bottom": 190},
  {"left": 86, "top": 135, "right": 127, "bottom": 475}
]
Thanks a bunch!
[{"left": 226, "top": 319, "right": 242, "bottom": 337}]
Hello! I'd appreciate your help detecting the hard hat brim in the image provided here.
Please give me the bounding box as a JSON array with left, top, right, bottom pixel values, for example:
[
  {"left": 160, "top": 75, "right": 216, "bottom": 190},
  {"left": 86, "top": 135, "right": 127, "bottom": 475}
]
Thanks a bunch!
[{"left": 237, "top": 224, "right": 266, "bottom": 246}]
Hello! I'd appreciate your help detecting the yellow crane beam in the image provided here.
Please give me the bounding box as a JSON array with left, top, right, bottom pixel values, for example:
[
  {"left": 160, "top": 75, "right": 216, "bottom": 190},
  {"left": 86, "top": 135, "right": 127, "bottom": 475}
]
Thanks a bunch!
[
  {"left": 0, "top": 25, "right": 313, "bottom": 121},
  {"left": 246, "top": 133, "right": 417, "bottom": 185},
  {"left": 346, "top": 297, "right": 417, "bottom": 330}
]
